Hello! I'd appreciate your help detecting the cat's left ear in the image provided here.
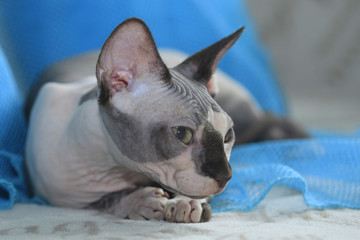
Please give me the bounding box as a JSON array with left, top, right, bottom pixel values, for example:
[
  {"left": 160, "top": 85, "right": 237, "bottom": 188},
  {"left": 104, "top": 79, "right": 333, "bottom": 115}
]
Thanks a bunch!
[
  {"left": 96, "top": 18, "right": 170, "bottom": 105},
  {"left": 174, "top": 27, "right": 245, "bottom": 96}
]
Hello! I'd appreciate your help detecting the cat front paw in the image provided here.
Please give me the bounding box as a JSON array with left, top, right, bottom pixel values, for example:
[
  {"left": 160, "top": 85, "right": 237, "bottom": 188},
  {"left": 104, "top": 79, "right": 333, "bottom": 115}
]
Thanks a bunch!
[
  {"left": 117, "top": 187, "right": 169, "bottom": 221},
  {"left": 164, "top": 195, "right": 211, "bottom": 223},
  {"left": 106, "top": 187, "right": 211, "bottom": 222}
]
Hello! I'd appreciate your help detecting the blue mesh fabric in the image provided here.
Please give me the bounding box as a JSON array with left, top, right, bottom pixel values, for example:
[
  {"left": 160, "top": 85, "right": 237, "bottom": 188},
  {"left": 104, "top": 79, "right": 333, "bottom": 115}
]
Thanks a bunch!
[
  {"left": 0, "top": 0, "right": 359, "bottom": 211},
  {"left": 211, "top": 136, "right": 360, "bottom": 212}
]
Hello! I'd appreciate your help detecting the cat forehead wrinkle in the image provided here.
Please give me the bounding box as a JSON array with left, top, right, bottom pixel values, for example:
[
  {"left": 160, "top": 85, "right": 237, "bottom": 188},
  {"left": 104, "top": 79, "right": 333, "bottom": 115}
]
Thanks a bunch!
[{"left": 168, "top": 69, "right": 222, "bottom": 118}]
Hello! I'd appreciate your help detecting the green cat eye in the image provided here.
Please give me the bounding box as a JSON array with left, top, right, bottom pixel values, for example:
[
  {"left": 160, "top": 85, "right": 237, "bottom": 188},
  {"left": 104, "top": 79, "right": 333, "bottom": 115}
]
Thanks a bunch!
[
  {"left": 172, "top": 126, "right": 193, "bottom": 145},
  {"left": 224, "top": 128, "right": 233, "bottom": 143}
]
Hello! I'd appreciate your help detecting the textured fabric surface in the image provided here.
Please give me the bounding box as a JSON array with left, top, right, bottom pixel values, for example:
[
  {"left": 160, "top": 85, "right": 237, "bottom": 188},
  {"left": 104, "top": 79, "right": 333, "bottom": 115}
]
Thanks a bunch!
[
  {"left": 0, "top": 0, "right": 359, "bottom": 213},
  {"left": 1, "top": 203, "right": 359, "bottom": 240}
]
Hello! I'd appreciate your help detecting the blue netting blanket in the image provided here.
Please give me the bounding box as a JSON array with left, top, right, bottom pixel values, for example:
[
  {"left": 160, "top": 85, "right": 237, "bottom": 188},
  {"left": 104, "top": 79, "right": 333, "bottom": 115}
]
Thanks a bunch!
[
  {"left": 1, "top": 0, "right": 359, "bottom": 211},
  {"left": 211, "top": 135, "right": 360, "bottom": 212}
]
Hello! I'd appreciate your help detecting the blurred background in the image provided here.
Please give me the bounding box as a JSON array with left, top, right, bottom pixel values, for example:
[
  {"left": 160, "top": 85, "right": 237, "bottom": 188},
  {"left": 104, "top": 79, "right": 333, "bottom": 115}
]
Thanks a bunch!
[
  {"left": 247, "top": 0, "right": 360, "bottom": 131},
  {"left": 1, "top": 0, "right": 359, "bottom": 133}
]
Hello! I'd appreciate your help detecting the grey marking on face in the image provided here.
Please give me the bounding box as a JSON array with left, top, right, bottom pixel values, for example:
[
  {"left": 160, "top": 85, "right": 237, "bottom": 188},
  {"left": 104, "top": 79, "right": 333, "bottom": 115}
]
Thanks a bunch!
[
  {"left": 151, "top": 123, "right": 187, "bottom": 160},
  {"left": 99, "top": 106, "right": 187, "bottom": 163}
]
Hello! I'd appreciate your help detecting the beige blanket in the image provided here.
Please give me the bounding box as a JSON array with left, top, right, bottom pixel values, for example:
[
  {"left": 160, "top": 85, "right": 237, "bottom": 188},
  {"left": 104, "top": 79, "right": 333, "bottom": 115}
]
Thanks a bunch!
[{"left": 1, "top": 187, "right": 359, "bottom": 240}]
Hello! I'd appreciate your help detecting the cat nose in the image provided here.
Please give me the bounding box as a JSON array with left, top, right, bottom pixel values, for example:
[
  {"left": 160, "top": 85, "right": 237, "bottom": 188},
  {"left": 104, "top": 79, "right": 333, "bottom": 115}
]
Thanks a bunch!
[
  {"left": 216, "top": 175, "right": 232, "bottom": 188},
  {"left": 203, "top": 158, "right": 232, "bottom": 188},
  {"left": 214, "top": 160, "right": 232, "bottom": 188}
]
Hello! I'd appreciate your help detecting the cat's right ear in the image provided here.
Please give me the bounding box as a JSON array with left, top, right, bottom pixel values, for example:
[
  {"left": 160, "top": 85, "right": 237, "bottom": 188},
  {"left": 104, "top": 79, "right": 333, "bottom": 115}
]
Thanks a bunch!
[
  {"left": 174, "top": 27, "right": 245, "bottom": 97},
  {"left": 96, "top": 18, "right": 170, "bottom": 105}
]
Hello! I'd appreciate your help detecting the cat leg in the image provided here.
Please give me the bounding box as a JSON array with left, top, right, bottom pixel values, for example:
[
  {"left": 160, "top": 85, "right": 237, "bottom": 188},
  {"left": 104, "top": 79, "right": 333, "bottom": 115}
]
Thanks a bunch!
[{"left": 88, "top": 187, "right": 169, "bottom": 220}]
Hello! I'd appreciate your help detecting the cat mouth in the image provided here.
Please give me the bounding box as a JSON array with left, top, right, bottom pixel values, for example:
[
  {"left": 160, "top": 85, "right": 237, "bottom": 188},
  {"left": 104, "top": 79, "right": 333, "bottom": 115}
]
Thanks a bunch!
[{"left": 159, "top": 183, "right": 210, "bottom": 199}]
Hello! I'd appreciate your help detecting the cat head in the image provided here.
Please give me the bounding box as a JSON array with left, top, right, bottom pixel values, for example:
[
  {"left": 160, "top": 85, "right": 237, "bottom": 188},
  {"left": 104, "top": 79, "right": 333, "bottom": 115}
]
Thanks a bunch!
[{"left": 96, "top": 18, "right": 244, "bottom": 198}]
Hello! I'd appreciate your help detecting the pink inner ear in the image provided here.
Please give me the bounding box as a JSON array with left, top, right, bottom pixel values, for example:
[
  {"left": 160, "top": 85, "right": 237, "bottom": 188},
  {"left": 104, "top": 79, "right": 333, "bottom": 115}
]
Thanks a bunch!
[
  {"left": 97, "top": 19, "right": 170, "bottom": 100},
  {"left": 109, "top": 69, "right": 133, "bottom": 96}
]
